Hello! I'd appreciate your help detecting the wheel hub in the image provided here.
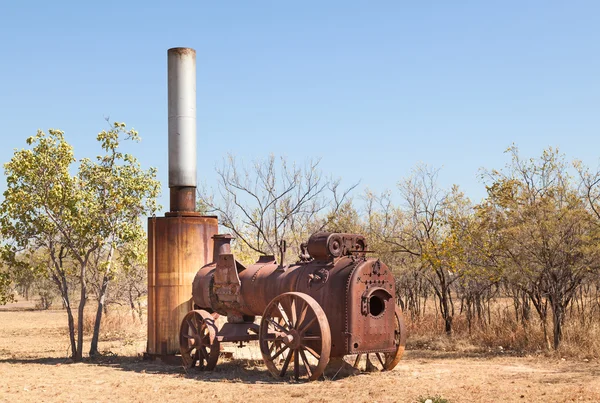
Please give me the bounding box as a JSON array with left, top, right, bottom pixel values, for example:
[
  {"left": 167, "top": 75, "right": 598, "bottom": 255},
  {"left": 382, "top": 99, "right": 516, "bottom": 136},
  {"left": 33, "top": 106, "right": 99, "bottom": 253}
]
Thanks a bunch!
[{"left": 282, "top": 329, "right": 301, "bottom": 349}]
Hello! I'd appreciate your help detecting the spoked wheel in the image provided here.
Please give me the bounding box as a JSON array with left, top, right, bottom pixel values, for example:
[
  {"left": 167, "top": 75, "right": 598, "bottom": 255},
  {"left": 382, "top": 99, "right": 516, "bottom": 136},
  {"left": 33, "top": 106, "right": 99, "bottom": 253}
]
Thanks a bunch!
[
  {"left": 179, "top": 309, "right": 220, "bottom": 371},
  {"left": 259, "top": 292, "right": 331, "bottom": 381},
  {"left": 345, "top": 305, "right": 407, "bottom": 372}
]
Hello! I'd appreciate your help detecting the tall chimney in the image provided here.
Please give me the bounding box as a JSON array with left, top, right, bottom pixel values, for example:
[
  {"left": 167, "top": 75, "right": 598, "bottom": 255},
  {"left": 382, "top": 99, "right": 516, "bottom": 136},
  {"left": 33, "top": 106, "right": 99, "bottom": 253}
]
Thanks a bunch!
[
  {"left": 168, "top": 47, "right": 197, "bottom": 212},
  {"left": 146, "top": 47, "right": 218, "bottom": 359}
]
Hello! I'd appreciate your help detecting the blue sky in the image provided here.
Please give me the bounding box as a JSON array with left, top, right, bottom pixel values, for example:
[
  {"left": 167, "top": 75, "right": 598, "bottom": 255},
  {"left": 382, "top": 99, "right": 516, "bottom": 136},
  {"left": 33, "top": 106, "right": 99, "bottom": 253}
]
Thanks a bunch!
[{"left": 1, "top": 1, "right": 599, "bottom": 214}]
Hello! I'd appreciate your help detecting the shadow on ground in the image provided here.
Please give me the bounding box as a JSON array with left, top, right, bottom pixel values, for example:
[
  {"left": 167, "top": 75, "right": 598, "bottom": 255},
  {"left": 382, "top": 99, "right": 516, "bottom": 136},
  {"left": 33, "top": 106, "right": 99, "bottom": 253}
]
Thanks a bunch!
[
  {"left": 7, "top": 349, "right": 593, "bottom": 384},
  {"left": 0, "top": 355, "right": 299, "bottom": 384},
  {"left": 0, "top": 353, "right": 390, "bottom": 384}
]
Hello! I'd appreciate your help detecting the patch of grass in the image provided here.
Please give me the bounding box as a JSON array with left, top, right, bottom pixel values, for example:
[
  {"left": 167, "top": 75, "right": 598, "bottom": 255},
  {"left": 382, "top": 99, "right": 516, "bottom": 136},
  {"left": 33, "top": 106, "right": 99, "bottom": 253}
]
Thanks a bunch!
[{"left": 417, "top": 395, "right": 450, "bottom": 403}]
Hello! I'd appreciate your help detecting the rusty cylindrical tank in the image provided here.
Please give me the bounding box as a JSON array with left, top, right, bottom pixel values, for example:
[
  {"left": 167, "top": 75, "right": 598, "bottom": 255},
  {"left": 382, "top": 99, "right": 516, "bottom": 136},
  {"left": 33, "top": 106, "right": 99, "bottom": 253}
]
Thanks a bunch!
[{"left": 147, "top": 215, "right": 218, "bottom": 356}]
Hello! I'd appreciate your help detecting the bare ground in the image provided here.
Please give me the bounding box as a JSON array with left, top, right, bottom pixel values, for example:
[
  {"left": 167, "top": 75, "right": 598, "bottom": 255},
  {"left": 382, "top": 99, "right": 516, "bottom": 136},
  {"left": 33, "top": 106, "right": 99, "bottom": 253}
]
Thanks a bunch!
[{"left": 0, "top": 305, "right": 599, "bottom": 403}]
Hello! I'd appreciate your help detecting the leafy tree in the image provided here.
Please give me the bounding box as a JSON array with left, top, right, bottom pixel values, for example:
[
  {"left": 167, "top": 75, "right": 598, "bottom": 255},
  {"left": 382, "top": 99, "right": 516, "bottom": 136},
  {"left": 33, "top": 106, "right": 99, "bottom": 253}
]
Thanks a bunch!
[
  {"left": 81, "top": 123, "right": 159, "bottom": 356},
  {"left": 1, "top": 129, "right": 81, "bottom": 357},
  {"left": 453, "top": 207, "right": 503, "bottom": 331},
  {"left": 0, "top": 123, "right": 159, "bottom": 360},
  {"left": 393, "top": 166, "right": 472, "bottom": 334},
  {"left": 480, "top": 146, "right": 600, "bottom": 349}
]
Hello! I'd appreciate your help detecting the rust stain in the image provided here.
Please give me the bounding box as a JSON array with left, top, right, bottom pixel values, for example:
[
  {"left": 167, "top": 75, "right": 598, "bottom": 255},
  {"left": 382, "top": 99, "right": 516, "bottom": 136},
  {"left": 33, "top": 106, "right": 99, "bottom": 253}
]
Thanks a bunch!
[{"left": 168, "top": 47, "right": 196, "bottom": 57}]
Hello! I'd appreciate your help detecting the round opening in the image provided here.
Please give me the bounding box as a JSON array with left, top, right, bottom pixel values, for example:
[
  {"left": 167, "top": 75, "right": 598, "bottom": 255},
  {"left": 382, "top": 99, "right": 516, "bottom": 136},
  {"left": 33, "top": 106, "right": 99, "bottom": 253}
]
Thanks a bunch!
[
  {"left": 369, "top": 295, "right": 385, "bottom": 317},
  {"left": 353, "top": 343, "right": 359, "bottom": 349},
  {"left": 331, "top": 241, "right": 340, "bottom": 252}
]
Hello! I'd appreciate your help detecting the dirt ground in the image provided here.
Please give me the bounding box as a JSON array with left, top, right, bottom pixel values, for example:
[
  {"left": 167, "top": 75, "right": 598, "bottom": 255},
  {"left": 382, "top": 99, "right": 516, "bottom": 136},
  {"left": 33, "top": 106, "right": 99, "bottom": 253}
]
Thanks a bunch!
[{"left": 1, "top": 304, "right": 599, "bottom": 403}]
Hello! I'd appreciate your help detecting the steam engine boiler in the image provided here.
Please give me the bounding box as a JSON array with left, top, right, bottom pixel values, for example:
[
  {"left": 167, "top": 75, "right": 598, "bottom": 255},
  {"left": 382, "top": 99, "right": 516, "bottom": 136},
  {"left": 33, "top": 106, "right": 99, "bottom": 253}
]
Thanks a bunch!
[{"left": 179, "top": 232, "right": 407, "bottom": 381}]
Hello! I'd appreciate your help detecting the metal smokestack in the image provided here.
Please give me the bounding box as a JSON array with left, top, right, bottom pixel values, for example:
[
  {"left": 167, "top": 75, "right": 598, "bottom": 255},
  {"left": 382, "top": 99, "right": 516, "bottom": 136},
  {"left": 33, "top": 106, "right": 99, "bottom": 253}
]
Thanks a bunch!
[
  {"left": 168, "top": 47, "right": 197, "bottom": 212},
  {"left": 146, "top": 47, "right": 218, "bottom": 359}
]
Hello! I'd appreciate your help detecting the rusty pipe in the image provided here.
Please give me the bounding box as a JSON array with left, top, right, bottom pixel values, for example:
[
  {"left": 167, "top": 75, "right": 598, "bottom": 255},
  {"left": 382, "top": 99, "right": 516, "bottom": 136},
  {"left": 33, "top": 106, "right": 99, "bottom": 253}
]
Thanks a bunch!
[{"left": 168, "top": 47, "right": 197, "bottom": 212}]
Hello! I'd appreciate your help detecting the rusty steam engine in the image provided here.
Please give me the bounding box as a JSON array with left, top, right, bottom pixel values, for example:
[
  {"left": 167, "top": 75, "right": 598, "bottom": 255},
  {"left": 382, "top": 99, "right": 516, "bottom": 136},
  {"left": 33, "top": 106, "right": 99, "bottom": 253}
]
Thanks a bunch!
[
  {"left": 148, "top": 47, "right": 406, "bottom": 381},
  {"left": 180, "top": 232, "right": 407, "bottom": 381}
]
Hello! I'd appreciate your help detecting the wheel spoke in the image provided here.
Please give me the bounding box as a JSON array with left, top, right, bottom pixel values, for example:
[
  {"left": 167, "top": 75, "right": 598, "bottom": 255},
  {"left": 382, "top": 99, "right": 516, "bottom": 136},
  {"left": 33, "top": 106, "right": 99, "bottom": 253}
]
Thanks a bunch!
[
  {"left": 277, "top": 302, "right": 293, "bottom": 329},
  {"left": 298, "top": 316, "right": 317, "bottom": 335},
  {"left": 263, "top": 333, "right": 286, "bottom": 341},
  {"left": 193, "top": 315, "right": 201, "bottom": 333},
  {"left": 353, "top": 354, "right": 362, "bottom": 368},
  {"left": 267, "top": 318, "right": 289, "bottom": 333},
  {"left": 271, "top": 344, "right": 289, "bottom": 360},
  {"left": 290, "top": 297, "right": 298, "bottom": 327},
  {"left": 295, "top": 301, "right": 308, "bottom": 330},
  {"left": 201, "top": 346, "right": 209, "bottom": 361},
  {"left": 302, "top": 335, "right": 321, "bottom": 341},
  {"left": 303, "top": 345, "right": 321, "bottom": 360},
  {"left": 187, "top": 318, "right": 197, "bottom": 334},
  {"left": 376, "top": 352, "right": 385, "bottom": 368},
  {"left": 294, "top": 349, "right": 300, "bottom": 380},
  {"left": 269, "top": 341, "right": 277, "bottom": 354},
  {"left": 280, "top": 351, "right": 293, "bottom": 377},
  {"left": 299, "top": 348, "right": 313, "bottom": 378}
]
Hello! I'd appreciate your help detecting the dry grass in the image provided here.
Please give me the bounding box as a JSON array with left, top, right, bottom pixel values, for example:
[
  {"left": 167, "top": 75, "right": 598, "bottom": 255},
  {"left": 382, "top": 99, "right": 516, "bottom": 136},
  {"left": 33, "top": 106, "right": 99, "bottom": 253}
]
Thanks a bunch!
[
  {"left": 405, "top": 303, "right": 600, "bottom": 359},
  {"left": 556, "top": 320, "right": 600, "bottom": 359},
  {"left": 82, "top": 308, "right": 145, "bottom": 345},
  {"left": 1, "top": 300, "right": 599, "bottom": 402}
]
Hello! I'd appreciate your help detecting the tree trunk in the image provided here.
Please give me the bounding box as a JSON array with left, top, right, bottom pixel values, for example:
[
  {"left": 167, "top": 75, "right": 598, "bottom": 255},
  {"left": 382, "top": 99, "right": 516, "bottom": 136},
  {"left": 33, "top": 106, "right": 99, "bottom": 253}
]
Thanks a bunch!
[
  {"left": 552, "top": 302, "right": 564, "bottom": 350},
  {"left": 522, "top": 292, "right": 531, "bottom": 325},
  {"left": 444, "top": 312, "right": 453, "bottom": 334},
  {"left": 75, "top": 265, "right": 87, "bottom": 361},
  {"left": 442, "top": 288, "right": 453, "bottom": 335},
  {"left": 137, "top": 299, "right": 143, "bottom": 322},
  {"left": 465, "top": 296, "right": 472, "bottom": 334},
  {"left": 50, "top": 256, "right": 77, "bottom": 359},
  {"left": 430, "top": 270, "right": 453, "bottom": 335},
  {"left": 129, "top": 290, "right": 137, "bottom": 322},
  {"left": 58, "top": 274, "right": 77, "bottom": 358},
  {"left": 439, "top": 289, "right": 453, "bottom": 335},
  {"left": 541, "top": 317, "right": 551, "bottom": 350},
  {"left": 89, "top": 274, "right": 110, "bottom": 357},
  {"left": 64, "top": 300, "right": 77, "bottom": 358},
  {"left": 90, "top": 245, "right": 114, "bottom": 357}
]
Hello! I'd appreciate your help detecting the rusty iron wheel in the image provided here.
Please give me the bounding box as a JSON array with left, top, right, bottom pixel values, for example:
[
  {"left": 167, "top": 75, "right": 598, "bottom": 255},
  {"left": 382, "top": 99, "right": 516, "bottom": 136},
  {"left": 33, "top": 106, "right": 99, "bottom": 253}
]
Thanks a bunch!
[
  {"left": 383, "top": 304, "right": 407, "bottom": 370},
  {"left": 345, "top": 304, "right": 407, "bottom": 372},
  {"left": 259, "top": 292, "right": 331, "bottom": 381},
  {"left": 179, "top": 309, "right": 220, "bottom": 371}
]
